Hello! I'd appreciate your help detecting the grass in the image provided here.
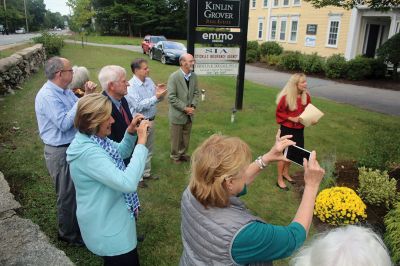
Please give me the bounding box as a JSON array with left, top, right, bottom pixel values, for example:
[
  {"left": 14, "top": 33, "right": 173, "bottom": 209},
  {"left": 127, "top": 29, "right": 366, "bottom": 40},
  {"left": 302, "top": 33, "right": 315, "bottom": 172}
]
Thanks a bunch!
[
  {"left": 0, "top": 43, "right": 399, "bottom": 265},
  {"left": 66, "top": 34, "right": 185, "bottom": 46},
  {"left": 0, "top": 43, "right": 34, "bottom": 58}
]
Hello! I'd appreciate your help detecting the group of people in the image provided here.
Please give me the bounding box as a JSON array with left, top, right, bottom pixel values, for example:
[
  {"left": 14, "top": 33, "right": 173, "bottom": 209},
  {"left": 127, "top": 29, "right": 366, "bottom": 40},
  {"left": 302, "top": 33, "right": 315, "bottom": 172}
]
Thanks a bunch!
[{"left": 34, "top": 54, "right": 392, "bottom": 265}]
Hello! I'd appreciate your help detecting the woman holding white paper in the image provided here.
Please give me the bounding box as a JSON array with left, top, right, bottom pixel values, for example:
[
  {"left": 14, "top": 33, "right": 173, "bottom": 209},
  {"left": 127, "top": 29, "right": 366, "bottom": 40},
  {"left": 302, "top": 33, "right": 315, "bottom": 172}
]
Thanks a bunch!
[{"left": 275, "top": 73, "right": 311, "bottom": 190}]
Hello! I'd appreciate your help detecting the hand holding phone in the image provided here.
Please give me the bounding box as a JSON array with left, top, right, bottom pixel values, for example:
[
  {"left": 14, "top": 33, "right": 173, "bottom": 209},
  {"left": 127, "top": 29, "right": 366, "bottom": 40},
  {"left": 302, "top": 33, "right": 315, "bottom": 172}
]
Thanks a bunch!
[{"left": 283, "top": 145, "right": 311, "bottom": 167}]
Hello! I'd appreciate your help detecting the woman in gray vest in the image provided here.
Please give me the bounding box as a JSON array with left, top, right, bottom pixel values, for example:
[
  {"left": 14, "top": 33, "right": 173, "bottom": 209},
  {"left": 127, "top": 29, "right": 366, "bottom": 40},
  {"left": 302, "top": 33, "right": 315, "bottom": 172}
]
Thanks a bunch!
[{"left": 180, "top": 130, "right": 325, "bottom": 265}]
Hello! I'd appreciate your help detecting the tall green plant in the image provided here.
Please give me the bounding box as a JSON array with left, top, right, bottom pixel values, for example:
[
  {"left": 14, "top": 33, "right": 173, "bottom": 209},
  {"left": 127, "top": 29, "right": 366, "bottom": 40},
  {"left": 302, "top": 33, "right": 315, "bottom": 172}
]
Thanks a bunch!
[
  {"left": 384, "top": 202, "right": 400, "bottom": 264},
  {"left": 377, "top": 33, "right": 400, "bottom": 79},
  {"left": 32, "top": 32, "right": 64, "bottom": 56}
]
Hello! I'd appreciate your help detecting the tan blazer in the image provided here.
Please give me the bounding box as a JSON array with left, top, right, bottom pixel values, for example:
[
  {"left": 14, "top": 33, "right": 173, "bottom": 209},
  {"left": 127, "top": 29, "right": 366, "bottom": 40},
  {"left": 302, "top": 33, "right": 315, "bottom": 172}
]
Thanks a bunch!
[{"left": 167, "top": 69, "right": 200, "bottom": 124}]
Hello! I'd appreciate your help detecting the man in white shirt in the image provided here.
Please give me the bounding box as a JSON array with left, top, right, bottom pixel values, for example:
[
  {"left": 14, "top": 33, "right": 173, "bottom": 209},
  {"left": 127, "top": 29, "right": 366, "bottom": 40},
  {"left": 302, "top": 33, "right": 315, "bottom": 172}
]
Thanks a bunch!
[{"left": 126, "top": 58, "right": 167, "bottom": 184}]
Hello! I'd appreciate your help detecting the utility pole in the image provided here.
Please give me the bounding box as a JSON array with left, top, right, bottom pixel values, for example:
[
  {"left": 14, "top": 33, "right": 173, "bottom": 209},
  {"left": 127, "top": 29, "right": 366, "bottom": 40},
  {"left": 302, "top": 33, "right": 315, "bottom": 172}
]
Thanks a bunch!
[
  {"left": 23, "top": 0, "right": 29, "bottom": 32},
  {"left": 3, "top": 0, "right": 8, "bottom": 31}
]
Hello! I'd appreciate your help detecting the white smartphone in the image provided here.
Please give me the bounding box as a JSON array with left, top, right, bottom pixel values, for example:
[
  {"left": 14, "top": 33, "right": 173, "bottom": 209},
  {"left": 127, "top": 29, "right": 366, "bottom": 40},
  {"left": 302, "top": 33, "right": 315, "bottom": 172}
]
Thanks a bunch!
[{"left": 283, "top": 145, "right": 311, "bottom": 167}]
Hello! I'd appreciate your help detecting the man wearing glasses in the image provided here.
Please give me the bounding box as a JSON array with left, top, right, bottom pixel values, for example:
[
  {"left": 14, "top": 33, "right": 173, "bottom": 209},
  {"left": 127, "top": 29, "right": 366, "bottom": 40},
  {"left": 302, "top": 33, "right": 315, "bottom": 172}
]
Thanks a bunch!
[{"left": 35, "top": 57, "right": 96, "bottom": 246}]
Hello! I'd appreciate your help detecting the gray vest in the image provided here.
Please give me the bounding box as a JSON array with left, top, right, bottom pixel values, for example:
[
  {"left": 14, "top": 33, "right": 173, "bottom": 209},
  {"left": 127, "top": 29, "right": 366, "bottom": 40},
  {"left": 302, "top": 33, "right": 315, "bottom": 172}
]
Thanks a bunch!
[{"left": 180, "top": 187, "right": 273, "bottom": 266}]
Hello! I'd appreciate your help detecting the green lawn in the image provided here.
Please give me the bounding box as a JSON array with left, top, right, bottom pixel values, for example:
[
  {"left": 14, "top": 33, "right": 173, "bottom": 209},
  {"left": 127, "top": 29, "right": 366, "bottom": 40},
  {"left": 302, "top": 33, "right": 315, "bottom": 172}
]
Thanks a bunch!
[{"left": 0, "top": 43, "right": 399, "bottom": 265}]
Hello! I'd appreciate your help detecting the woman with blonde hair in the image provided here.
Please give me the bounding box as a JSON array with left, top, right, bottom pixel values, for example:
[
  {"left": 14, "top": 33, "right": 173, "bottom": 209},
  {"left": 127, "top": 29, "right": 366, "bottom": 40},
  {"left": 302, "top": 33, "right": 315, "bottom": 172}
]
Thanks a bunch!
[
  {"left": 180, "top": 130, "right": 325, "bottom": 265},
  {"left": 66, "top": 93, "right": 149, "bottom": 265},
  {"left": 275, "top": 73, "right": 311, "bottom": 190}
]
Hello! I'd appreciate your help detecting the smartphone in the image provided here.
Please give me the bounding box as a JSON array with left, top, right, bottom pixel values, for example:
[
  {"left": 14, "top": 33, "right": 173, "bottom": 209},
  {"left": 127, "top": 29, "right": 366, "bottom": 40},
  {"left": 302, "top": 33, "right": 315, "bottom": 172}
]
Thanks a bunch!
[{"left": 283, "top": 145, "right": 311, "bottom": 167}]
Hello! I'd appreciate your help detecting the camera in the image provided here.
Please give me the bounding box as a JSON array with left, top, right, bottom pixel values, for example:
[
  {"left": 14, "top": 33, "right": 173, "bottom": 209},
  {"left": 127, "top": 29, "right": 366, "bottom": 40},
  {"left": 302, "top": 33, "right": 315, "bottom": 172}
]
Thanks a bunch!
[{"left": 136, "top": 118, "right": 148, "bottom": 127}]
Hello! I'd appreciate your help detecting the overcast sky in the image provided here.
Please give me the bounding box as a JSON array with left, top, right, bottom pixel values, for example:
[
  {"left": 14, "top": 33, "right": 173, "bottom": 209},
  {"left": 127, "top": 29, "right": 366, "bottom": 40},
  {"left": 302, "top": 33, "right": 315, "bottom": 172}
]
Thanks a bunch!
[{"left": 44, "top": 0, "right": 70, "bottom": 16}]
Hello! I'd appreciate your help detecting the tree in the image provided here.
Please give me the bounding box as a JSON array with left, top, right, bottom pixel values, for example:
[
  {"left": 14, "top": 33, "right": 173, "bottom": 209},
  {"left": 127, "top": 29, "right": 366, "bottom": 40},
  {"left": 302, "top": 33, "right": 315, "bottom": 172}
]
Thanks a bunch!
[
  {"left": 304, "top": 0, "right": 400, "bottom": 11},
  {"left": 28, "top": 0, "right": 46, "bottom": 31},
  {"left": 377, "top": 33, "right": 400, "bottom": 79},
  {"left": 67, "top": 0, "right": 94, "bottom": 33}
]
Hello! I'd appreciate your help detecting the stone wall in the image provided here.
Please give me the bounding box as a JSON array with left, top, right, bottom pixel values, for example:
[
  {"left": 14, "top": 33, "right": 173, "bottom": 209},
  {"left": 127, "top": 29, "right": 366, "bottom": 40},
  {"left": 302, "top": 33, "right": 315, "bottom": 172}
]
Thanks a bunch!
[
  {"left": 0, "top": 44, "right": 46, "bottom": 95},
  {"left": 0, "top": 171, "right": 73, "bottom": 265}
]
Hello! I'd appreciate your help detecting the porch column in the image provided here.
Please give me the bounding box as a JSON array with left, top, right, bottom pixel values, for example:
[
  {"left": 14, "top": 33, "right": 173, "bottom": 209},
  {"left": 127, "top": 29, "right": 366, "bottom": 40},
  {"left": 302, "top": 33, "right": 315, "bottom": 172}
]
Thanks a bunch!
[{"left": 345, "top": 8, "right": 360, "bottom": 60}]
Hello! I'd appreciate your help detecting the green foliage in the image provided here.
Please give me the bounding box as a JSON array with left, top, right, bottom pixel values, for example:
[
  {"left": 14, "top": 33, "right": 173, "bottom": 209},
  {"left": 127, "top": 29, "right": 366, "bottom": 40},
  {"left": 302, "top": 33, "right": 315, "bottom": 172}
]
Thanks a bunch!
[
  {"left": 318, "top": 154, "right": 337, "bottom": 191},
  {"left": 325, "top": 54, "right": 348, "bottom": 79},
  {"left": 246, "top": 49, "right": 259, "bottom": 63},
  {"left": 346, "top": 56, "right": 372, "bottom": 80},
  {"left": 278, "top": 51, "right": 302, "bottom": 70},
  {"left": 358, "top": 125, "right": 400, "bottom": 170},
  {"left": 247, "top": 41, "right": 260, "bottom": 51},
  {"left": 366, "top": 58, "right": 387, "bottom": 79},
  {"left": 260, "top": 41, "right": 283, "bottom": 57},
  {"left": 377, "top": 33, "right": 400, "bottom": 79},
  {"left": 33, "top": 32, "right": 64, "bottom": 56},
  {"left": 266, "top": 54, "right": 282, "bottom": 66},
  {"left": 357, "top": 167, "right": 398, "bottom": 209},
  {"left": 384, "top": 202, "right": 400, "bottom": 265},
  {"left": 300, "top": 53, "right": 325, "bottom": 74},
  {"left": 304, "top": 0, "right": 398, "bottom": 11}
]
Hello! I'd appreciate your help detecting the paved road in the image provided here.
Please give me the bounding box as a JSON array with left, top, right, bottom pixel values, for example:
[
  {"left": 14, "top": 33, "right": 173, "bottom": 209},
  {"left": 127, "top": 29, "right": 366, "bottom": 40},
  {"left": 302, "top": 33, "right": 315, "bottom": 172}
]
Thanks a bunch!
[
  {"left": 44, "top": 41, "right": 400, "bottom": 116},
  {"left": 0, "top": 30, "right": 69, "bottom": 48}
]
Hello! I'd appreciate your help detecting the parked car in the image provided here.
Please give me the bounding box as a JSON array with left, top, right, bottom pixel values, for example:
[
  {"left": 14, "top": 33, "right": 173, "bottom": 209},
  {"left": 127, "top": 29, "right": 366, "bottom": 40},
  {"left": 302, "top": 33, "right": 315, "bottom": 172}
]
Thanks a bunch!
[
  {"left": 149, "top": 41, "right": 187, "bottom": 65},
  {"left": 15, "top": 27, "right": 26, "bottom": 34},
  {"left": 141, "top": 35, "right": 167, "bottom": 54}
]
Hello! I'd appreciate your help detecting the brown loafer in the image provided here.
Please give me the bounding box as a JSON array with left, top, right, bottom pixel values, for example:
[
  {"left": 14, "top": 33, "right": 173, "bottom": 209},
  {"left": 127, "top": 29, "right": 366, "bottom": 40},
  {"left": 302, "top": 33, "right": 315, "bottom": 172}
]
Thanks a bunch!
[
  {"left": 180, "top": 155, "right": 191, "bottom": 162},
  {"left": 138, "top": 180, "right": 148, "bottom": 188}
]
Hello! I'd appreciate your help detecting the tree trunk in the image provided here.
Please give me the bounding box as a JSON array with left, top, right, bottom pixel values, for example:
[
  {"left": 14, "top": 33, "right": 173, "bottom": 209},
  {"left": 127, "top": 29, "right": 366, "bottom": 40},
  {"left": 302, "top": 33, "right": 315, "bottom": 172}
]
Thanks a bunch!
[{"left": 128, "top": 16, "right": 133, "bottom": 37}]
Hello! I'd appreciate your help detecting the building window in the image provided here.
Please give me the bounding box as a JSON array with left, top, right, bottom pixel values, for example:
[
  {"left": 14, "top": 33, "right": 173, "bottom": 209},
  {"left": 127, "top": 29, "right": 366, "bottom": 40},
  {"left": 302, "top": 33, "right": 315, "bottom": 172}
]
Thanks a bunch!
[
  {"left": 293, "top": 0, "right": 300, "bottom": 6},
  {"left": 270, "top": 19, "right": 277, "bottom": 40},
  {"left": 251, "top": 0, "right": 256, "bottom": 8},
  {"left": 326, "top": 18, "right": 340, "bottom": 47},
  {"left": 263, "top": 0, "right": 269, "bottom": 7},
  {"left": 273, "top": 0, "right": 279, "bottom": 7},
  {"left": 280, "top": 18, "right": 287, "bottom": 41},
  {"left": 258, "top": 20, "right": 264, "bottom": 40},
  {"left": 290, "top": 19, "right": 299, "bottom": 42},
  {"left": 283, "top": 0, "right": 289, "bottom": 6}
]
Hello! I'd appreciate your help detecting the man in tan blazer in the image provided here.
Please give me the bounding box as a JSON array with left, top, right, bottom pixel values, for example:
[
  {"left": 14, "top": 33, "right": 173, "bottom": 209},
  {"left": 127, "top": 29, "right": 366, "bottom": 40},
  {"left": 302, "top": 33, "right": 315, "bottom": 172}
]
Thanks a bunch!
[{"left": 167, "top": 53, "right": 200, "bottom": 164}]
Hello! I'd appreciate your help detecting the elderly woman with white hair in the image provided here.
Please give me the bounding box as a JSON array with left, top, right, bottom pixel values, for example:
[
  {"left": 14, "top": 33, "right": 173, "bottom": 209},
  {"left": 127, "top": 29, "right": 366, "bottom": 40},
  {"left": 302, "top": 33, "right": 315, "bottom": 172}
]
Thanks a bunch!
[
  {"left": 291, "top": 225, "right": 393, "bottom": 266},
  {"left": 68, "top": 66, "right": 97, "bottom": 97}
]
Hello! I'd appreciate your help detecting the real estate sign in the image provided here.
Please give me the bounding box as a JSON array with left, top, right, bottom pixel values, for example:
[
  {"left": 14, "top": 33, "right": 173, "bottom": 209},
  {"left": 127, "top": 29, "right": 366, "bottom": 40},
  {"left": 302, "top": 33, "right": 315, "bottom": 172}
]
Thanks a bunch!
[
  {"left": 195, "top": 62, "right": 239, "bottom": 76},
  {"left": 197, "top": 0, "right": 241, "bottom": 28},
  {"left": 194, "top": 47, "right": 240, "bottom": 61}
]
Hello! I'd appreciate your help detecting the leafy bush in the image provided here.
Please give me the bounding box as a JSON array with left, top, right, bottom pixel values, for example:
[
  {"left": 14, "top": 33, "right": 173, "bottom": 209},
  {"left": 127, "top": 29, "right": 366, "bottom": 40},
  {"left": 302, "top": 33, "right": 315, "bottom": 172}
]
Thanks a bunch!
[
  {"left": 33, "top": 32, "right": 64, "bottom": 56},
  {"left": 367, "top": 58, "right": 387, "bottom": 79},
  {"left": 300, "top": 53, "right": 325, "bottom": 74},
  {"left": 346, "top": 56, "right": 372, "bottom": 80},
  {"left": 358, "top": 125, "right": 400, "bottom": 170},
  {"left": 357, "top": 167, "right": 398, "bottom": 209},
  {"left": 278, "top": 51, "right": 302, "bottom": 70},
  {"left": 314, "top": 187, "right": 367, "bottom": 225},
  {"left": 384, "top": 202, "right": 400, "bottom": 264},
  {"left": 318, "top": 155, "right": 337, "bottom": 191},
  {"left": 260, "top": 41, "right": 283, "bottom": 57},
  {"left": 267, "top": 54, "right": 281, "bottom": 66},
  {"left": 247, "top": 41, "right": 260, "bottom": 51},
  {"left": 246, "top": 49, "right": 259, "bottom": 63},
  {"left": 377, "top": 32, "right": 400, "bottom": 79},
  {"left": 325, "top": 54, "right": 348, "bottom": 79}
]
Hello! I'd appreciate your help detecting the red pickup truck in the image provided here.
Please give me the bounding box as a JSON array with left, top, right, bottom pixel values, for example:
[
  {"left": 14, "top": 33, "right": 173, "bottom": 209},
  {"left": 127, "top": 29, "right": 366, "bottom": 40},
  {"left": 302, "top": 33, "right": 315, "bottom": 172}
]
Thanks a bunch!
[{"left": 141, "top": 35, "right": 167, "bottom": 55}]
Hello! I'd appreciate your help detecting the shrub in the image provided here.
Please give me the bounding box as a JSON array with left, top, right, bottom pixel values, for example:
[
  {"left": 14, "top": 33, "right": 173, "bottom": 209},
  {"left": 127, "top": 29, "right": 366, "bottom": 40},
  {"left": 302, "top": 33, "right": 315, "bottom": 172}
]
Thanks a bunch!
[
  {"left": 260, "top": 41, "right": 283, "bottom": 57},
  {"left": 318, "top": 155, "right": 337, "bottom": 191},
  {"left": 314, "top": 187, "right": 367, "bottom": 225},
  {"left": 300, "top": 53, "right": 325, "bottom": 74},
  {"left": 367, "top": 58, "right": 387, "bottom": 79},
  {"left": 384, "top": 202, "right": 400, "bottom": 264},
  {"left": 325, "top": 54, "right": 348, "bottom": 79},
  {"left": 346, "top": 56, "right": 372, "bottom": 80},
  {"left": 246, "top": 49, "right": 259, "bottom": 63},
  {"left": 357, "top": 167, "right": 398, "bottom": 209},
  {"left": 247, "top": 40, "right": 259, "bottom": 51},
  {"left": 33, "top": 32, "right": 64, "bottom": 56},
  {"left": 267, "top": 54, "right": 281, "bottom": 66},
  {"left": 278, "top": 51, "right": 302, "bottom": 70},
  {"left": 377, "top": 32, "right": 400, "bottom": 79}
]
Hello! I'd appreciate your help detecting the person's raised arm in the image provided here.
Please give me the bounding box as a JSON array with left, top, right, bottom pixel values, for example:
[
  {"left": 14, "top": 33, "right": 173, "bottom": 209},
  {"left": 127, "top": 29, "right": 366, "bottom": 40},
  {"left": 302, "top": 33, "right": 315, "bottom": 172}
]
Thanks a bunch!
[{"left": 292, "top": 151, "right": 324, "bottom": 235}]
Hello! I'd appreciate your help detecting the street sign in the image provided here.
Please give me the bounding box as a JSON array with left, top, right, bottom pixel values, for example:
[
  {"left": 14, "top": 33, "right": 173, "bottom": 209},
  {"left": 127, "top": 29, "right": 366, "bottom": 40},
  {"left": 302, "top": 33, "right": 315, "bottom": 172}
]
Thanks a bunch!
[
  {"left": 195, "top": 31, "right": 241, "bottom": 44},
  {"left": 194, "top": 47, "right": 240, "bottom": 61},
  {"left": 195, "top": 62, "right": 239, "bottom": 76},
  {"left": 197, "top": 0, "right": 241, "bottom": 28}
]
